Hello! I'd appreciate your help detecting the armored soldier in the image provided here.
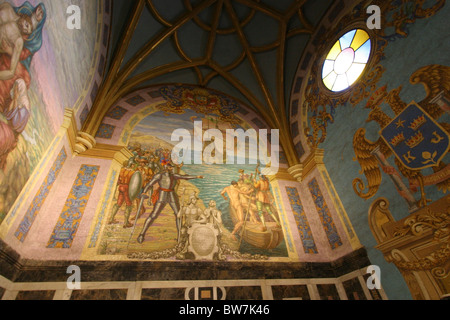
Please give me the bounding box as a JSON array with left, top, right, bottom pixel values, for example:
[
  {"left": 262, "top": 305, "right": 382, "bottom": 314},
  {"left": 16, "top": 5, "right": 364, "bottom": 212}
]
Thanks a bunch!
[
  {"left": 176, "top": 193, "right": 203, "bottom": 243},
  {"left": 131, "top": 163, "right": 153, "bottom": 221},
  {"left": 137, "top": 163, "right": 203, "bottom": 244},
  {"left": 148, "top": 153, "right": 162, "bottom": 174}
]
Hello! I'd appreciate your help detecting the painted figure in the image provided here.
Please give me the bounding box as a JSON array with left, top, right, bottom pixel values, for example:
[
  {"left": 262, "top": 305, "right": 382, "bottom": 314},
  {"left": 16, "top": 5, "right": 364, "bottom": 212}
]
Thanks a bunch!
[
  {"left": 253, "top": 175, "right": 280, "bottom": 231},
  {"left": 238, "top": 169, "right": 252, "bottom": 184},
  {"left": 148, "top": 154, "right": 162, "bottom": 174},
  {"left": 13, "top": 2, "right": 46, "bottom": 72},
  {"left": 197, "top": 200, "right": 223, "bottom": 233},
  {"left": 131, "top": 163, "right": 153, "bottom": 221},
  {"left": 0, "top": 2, "right": 31, "bottom": 124},
  {"left": 109, "top": 161, "right": 136, "bottom": 228},
  {"left": 0, "top": 1, "right": 45, "bottom": 170},
  {"left": 178, "top": 193, "right": 203, "bottom": 229},
  {"left": 177, "top": 193, "right": 203, "bottom": 242},
  {"left": 137, "top": 163, "right": 203, "bottom": 244},
  {"left": 220, "top": 181, "right": 245, "bottom": 240},
  {"left": 237, "top": 180, "right": 259, "bottom": 224},
  {"left": 0, "top": 2, "right": 45, "bottom": 113}
]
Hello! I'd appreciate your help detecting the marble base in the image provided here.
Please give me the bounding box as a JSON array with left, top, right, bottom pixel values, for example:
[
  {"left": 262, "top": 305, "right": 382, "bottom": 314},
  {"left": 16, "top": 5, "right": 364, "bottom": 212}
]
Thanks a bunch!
[{"left": 0, "top": 238, "right": 371, "bottom": 283}]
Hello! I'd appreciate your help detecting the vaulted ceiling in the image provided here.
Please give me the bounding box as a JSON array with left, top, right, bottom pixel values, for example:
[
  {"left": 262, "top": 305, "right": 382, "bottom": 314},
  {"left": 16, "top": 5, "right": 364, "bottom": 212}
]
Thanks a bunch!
[{"left": 84, "top": 0, "right": 335, "bottom": 164}]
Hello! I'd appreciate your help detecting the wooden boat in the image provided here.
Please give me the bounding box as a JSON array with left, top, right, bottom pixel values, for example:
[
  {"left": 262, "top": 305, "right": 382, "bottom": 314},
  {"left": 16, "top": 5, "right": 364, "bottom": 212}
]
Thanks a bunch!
[{"left": 229, "top": 203, "right": 284, "bottom": 250}]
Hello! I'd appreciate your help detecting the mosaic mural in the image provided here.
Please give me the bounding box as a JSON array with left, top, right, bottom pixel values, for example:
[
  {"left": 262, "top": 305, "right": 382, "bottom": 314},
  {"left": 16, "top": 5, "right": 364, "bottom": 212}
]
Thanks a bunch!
[
  {"left": 97, "top": 88, "right": 288, "bottom": 261},
  {"left": 285, "top": 186, "right": 318, "bottom": 254},
  {"left": 307, "top": 178, "right": 343, "bottom": 250},
  {"left": 14, "top": 147, "right": 67, "bottom": 242},
  {"left": 47, "top": 164, "right": 99, "bottom": 249},
  {"left": 290, "top": 0, "right": 450, "bottom": 299},
  {"left": 0, "top": 0, "right": 101, "bottom": 224}
]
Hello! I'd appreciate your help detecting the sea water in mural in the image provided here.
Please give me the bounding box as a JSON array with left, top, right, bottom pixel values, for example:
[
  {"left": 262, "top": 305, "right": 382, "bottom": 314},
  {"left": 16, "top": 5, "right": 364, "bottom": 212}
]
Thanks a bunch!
[
  {"left": 100, "top": 98, "right": 287, "bottom": 260},
  {"left": 0, "top": 1, "right": 98, "bottom": 224}
]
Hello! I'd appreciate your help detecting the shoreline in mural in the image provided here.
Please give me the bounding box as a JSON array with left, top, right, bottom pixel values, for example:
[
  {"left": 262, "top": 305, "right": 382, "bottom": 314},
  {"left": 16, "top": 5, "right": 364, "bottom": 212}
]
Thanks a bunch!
[
  {"left": 171, "top": 120, "right": 280, "bottom": 175},
  {"left": 98, "top": 109, "right": 288, "bottom": 261},
  {"left": 101, "top": 147, "right": 287, "bottom": 260}
]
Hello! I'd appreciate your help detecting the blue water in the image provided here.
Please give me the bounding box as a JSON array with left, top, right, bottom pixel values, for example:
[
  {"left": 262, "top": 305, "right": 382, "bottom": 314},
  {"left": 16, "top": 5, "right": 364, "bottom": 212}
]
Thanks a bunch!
[{"left": 182, "top": 164, "right": 288, "bottom": 257}]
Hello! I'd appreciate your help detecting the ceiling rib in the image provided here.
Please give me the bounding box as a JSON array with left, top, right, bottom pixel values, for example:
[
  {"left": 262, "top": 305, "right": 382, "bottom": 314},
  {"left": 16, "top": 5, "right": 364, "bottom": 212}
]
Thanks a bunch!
[
  {"left": 78, "top": 0, "right": 333, "bottom": 167},
  {"left": 113, "top": 0, "right": 217, "bottom": 93},
  {"left": 81, "top": 0, "right": 145, "bottom": 135},
  {"left": 145, "top": 0, "right": 172, "bottom": 27},
  {"left": 223, "top": 0, "right": 277, "bottom": 126},
  {"left": 185, "top": 0, "right": 257, "bottom": 34}
]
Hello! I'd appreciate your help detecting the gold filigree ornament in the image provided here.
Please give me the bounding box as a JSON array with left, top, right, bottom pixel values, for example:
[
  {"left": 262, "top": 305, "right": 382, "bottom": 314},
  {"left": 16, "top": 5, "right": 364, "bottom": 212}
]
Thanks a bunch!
[
  {"left": 391, "top": 207, "right": 450, "bottom": 274},
  {"left": 352, "top": 65, "right": 450, "bottom": 208},
  {"left": 156, "top": 86, "right": 242, "bottom": 126},
  {"left": 300, "top": 0, "right": 447, "bottom": 208},
  {"left": 394, "top": 209, "right": 450, "bottom": 240},
  {"left": 391, "top": 244, "right": 450, "bottom": 275}
]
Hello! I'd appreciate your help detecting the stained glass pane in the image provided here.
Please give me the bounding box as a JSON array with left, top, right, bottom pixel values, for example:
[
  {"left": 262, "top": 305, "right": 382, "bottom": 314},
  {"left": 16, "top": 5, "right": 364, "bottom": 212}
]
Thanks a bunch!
[
  {"left": 323, "top": 71, "right": 337, "bottom": 90},
  {"left": 326, "top": 41, "right": 342, "bottom": 61},
  {"left": 334, "top": 48, "right": 355, "bottom": 75},
  {"left": 322, "top": 59, "right": 335, "bottom": 78},
  {"left": 353, "top": 40, "right": 371, "bottom": 63},
  {"left": 332, "top": 74, "right": 349, "bottom": 92},
  {"left": 346, "top": 63, "right": 367, "bottom": 85},
  {"left": 350, "top": 29, "right": 370, "bottom": 51},
  {"left": 339, "top": 29, "right": 356, "bottom": 50},
  {"left": 322, "top": 29, "right": 371, "bottom": 92}
]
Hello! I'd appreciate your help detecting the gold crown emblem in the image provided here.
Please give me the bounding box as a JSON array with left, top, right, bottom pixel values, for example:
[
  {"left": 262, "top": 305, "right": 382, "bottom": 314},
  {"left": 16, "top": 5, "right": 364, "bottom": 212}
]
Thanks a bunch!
[
  {"left": 406, "top": 131, "right": 424, "bottom": 148},
  {"left": 390, "top": 132, "right": 405, "bottom": 147},
  {"left": 409, "top": 114, "right": 426, "bottom": 131}
]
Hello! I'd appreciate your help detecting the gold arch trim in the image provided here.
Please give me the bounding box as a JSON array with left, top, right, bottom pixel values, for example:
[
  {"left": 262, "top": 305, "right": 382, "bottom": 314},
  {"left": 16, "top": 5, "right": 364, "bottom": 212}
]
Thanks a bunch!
[{"left": 77, "top": 0, "right": 317, "bottom": 167}]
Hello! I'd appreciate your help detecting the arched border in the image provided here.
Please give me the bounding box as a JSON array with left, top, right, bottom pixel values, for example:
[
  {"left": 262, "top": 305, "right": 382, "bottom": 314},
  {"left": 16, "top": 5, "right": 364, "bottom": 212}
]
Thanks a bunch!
[
  {"left": 289, "top": 0, "right": 361, "bottom": 162},
  {"left": 289, "top": 0, "right": 445, "bottom": 162},
  {"left": 95, "top": 84, "right": 289, "bottom": 167},
  {"left": 74, "top": 0, "right": 112, "bottom": 130}
]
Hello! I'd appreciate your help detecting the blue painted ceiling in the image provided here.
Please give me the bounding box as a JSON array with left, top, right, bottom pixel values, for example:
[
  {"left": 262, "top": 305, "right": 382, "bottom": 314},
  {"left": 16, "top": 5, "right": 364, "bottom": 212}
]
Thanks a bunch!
[{"left": 106, "top": 0, "right": 334, "bottom": 125}]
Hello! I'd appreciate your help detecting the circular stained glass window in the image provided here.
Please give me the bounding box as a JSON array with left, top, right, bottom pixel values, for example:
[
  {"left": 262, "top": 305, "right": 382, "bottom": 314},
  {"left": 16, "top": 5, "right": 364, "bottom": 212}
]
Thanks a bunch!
[{"left": 322, "top": 29, "right": 371, "bottom": 92}]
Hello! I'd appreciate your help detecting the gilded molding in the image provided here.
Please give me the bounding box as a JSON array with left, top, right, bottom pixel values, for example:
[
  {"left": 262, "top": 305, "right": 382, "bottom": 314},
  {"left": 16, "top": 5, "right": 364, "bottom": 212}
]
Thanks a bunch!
[
  {"left": 391, "top": 206, "right": 450, "bottom": 273},
  {"left": 287, "top": 164, "right": 303, "bottom": 183},
  {"left": 63, "top": 108, "right": 131, "bottom": 162},
  {"left": 369, "top": 195, "right": 450, "bottom": 299},
  {"left": 301, "top": 148, "right": 324, "bottom": 180},
  {"left": 78, "top": 0, "right": 320, "bottom": 169},
  {"left": 368, "top": 197, "right": 396, "bottom": 244},
  {"left": 74, "top": 132, "right": 97, "bottom": 156},
  {"left": 269, "top": 167, "right": 298, "bottom": 182}
]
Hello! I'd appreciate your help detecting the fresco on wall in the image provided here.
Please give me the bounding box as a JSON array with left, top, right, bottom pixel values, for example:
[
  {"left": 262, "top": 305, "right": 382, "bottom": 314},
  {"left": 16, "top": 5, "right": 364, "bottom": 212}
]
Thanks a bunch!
[
  {"left": 0, "top": 0, "right": 99, "bottom": 224},
  {"left": 353, "top": 70, "right": 450, "bottom": 209},
  {"left": 297, "top": 0, "right": 449, "bottom": 299},
  {"left": 300, "top": 0, "right": 449, "bottom": 216},
  {"left": 98, "top": 87, "right": 288, "bottom": 261}
]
